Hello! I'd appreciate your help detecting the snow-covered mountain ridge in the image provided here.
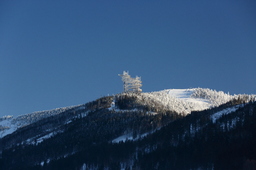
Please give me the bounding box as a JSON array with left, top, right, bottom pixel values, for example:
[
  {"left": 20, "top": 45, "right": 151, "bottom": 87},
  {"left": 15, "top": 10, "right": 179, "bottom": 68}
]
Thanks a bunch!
[
  {"left": 0, "top": 105, "right": 84, "bottom": 138},
  {"left": 0, "top": 88, "right": 256, "bottom": 169},
  {"left": 143, "top": 88, "right": 234, "bottom": 114},
  {"left": 0, "top": 88, "right": 255, "bottom": 139}
]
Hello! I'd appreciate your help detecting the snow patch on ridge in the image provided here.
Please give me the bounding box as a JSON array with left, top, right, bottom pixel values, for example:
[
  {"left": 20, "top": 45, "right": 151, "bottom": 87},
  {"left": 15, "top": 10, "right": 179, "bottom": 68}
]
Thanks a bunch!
[{"left": 144, "top": 88, "right": 233, "bottom": 115}]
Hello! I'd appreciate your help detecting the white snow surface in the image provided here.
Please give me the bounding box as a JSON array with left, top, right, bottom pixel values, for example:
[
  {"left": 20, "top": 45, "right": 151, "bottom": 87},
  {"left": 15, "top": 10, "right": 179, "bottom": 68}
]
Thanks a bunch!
[
  {"left": 25, "top": 132, "right": 56, "bottom": 145},
  {"left": 0, "top": 105, "right": 82, "bottom": 138},
  {"left": 142, "top": 88, "right": 233, "bottom": 114},
  {"left": 0, "top": 88, "right": 254, "bottom": 139},
  {"left": 112, "top": 130, "right": 156, "bottom": 143},
  {"left": 210, "top": 104, "right": 243, "bottom": 123},
  {"left": 112, "top": 134, "right": 134, "bottom": 143}
]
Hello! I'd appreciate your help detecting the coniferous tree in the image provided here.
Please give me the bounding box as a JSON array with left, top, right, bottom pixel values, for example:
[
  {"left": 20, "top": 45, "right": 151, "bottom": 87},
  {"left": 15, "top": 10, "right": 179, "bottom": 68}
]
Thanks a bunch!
[{"left": 119, "top": 71, "right": 142, "bottom": 93}]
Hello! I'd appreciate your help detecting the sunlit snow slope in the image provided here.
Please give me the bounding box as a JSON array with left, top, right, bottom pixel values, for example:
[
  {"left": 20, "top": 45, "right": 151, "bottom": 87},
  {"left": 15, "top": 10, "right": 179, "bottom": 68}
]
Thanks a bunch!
[
  {"left": 143, "top": 88, "right": 233, "bottom": 114},
  {"left": 0, "top": 88, "right": 254, "bottom": 139},
  {"left": 0, "top": 105, "right": 82, "bottom": 138}
]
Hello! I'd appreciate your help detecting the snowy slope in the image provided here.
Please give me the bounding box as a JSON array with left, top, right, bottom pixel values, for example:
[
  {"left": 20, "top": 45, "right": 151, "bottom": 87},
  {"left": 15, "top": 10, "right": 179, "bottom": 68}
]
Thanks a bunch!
[
  {"left": 143, "top": 88, "right": 233, "bottom": 114},
  {"left": 111, "top": 88, "right": 237, "bottom": 143},
  {"left": 210, "top": 104, "right": 242, "bottom": 123},
  {"left": 1, "top": 88, "right": 254, "bottom": 140},
  {"left": 0, "top": 105, "right": 82, "bottom": 138}
]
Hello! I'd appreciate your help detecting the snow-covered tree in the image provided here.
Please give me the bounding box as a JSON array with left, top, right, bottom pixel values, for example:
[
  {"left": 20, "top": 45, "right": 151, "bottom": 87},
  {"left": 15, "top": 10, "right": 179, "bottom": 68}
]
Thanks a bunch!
[{"left": 119, "top": 71, "right": 142, "bottom": 93}]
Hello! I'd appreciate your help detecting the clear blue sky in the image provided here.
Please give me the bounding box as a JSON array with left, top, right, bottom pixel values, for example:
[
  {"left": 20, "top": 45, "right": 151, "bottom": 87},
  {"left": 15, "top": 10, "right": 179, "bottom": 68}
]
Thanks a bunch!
[{"left": 1, "top": 0, "right": 256, "bottom": 117}]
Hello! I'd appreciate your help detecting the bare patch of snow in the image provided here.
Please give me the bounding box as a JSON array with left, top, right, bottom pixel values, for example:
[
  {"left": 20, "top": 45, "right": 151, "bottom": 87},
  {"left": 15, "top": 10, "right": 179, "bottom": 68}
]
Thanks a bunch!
[
  {"left": 25, "top": 131, "right": 63, "bottom": 145},
  {"left": 40, "top": 161, "right": 44, "bottom": 166},
  {"left": 210, "top": 104, "right": 242, "bottom": 123},
  {"left": 35, "top": 132, "right": 55, "bottom": 144},
  {"left": 112, "top": 130, "right": 158, "bottom": 143},
  {"left": 112, "top": 134, "right": 134, "bottom": 143},
  {"left": 108, "top": 99, "right": 116, "bottom": 110}
]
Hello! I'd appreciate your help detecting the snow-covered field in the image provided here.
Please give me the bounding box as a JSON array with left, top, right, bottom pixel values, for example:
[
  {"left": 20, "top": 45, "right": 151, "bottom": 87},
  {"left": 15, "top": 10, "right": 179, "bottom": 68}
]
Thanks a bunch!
[{"left": 143, "top": 88, "right": 233, "bottom": 114}]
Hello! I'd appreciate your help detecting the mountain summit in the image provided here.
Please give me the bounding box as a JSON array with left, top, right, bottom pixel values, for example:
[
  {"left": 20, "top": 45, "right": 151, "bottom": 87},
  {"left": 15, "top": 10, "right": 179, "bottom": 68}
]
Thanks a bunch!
[
  {"left": 0, "top": 88, "right": 238, "bottom": 138},
  {"left": 0, "top": 88, "right": 255, "bottom": 169}
]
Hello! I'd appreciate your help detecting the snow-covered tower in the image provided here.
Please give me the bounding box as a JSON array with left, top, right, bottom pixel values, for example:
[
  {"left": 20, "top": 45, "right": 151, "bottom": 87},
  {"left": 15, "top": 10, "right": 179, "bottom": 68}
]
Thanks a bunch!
[{"left": 118, "top": 71, "right": 142, "bottom": 93}]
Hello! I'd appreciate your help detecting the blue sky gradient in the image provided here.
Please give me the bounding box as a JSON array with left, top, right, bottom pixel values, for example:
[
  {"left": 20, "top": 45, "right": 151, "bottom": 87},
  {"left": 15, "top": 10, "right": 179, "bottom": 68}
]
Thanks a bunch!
[{"left": 1, "top": 0, "right": 256, "bottom": 116}]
